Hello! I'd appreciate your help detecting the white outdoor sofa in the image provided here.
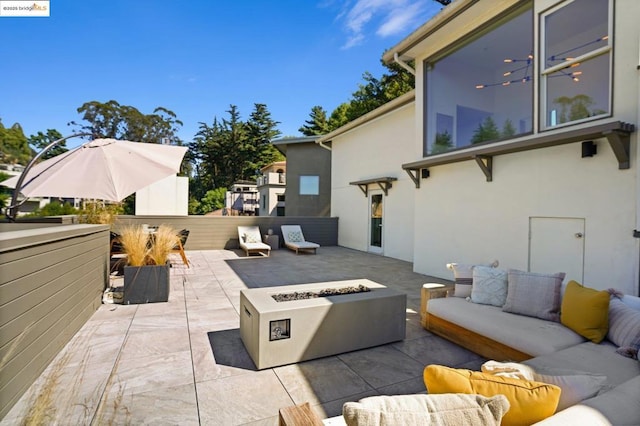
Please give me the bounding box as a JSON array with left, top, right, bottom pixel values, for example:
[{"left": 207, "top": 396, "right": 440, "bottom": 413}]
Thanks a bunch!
[{"left": 281, "top": 225, "right": 320, "bottom": 254}]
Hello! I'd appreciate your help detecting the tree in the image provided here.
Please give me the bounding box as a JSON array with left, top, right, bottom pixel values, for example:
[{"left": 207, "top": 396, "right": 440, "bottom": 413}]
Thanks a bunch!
[
  {"left": 300, "top": 57, "right": 414, "bottom": 133},
  {"left": 327, "top": 103, "right": 351, "bottom": 131},
  {"left": 471, "top": 116, "right": 500, "bottom": 144},
  {"left": 188, "top": 104, "right": 283, "bottom": 212},
  {"left": 299, "top": 106, "right": 330, "bottom": 136},
  {"left": 0, "top": 119, "right": 32, "bottom": 165},
  {"left": 245, "top": 103, "right": 283, "bottom": 178},
  {"left": 28, "top": 129, "right": 66, "bottom": 159},
  {"left": 198, "top": 188, "right": 227, "bottom": 214},
  {"left": 72, "top": 100, "right": 183, "bottom": 145}
]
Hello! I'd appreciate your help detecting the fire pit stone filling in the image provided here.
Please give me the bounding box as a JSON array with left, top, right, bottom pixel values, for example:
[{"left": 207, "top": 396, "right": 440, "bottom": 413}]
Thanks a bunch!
[{"left": 271, "top": 284, "right": 370, "bottom": 302}]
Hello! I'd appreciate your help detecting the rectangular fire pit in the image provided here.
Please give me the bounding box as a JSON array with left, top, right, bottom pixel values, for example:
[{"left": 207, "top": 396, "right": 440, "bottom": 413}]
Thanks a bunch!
[{"left": 240, "top": 279, "right": 406, "bottom": 369}]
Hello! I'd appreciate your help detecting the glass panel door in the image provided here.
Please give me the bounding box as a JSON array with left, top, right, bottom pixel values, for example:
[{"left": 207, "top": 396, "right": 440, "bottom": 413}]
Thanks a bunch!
[{"left": 369, "top": 192, "right": 383, "bottom": 254}]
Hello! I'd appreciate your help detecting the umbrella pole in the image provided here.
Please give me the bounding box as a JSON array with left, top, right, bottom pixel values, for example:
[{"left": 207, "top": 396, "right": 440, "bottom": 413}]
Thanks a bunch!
[{"left": 6, "top": 133, "right": 93, "bottom": 222}]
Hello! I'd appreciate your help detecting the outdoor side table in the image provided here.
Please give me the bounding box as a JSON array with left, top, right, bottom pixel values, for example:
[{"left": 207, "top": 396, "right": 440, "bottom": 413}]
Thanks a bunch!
[{"left": 264, "top": 234, "right": 279, "bottom": 250}]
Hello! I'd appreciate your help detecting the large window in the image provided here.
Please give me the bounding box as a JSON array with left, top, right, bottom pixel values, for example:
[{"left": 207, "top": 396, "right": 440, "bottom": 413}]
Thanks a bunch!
[
  {"left": 425, "top": 6, "right": 533, "bottom": 155},
  {"left": 541, "top": 0, "right": 611, "bottom": 129}
]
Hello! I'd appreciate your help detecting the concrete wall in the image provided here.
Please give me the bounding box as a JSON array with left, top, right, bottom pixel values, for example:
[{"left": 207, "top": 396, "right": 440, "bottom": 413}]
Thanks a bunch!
[
  {"left": 0, "top": 224, "right": 109, "bottom": 419},
  {"left": 284, "top": 143, "right": 332, "bottom": 217},
  {"left": 135, "top": 175, "right": 188, "bottom": 216},
  {"left": 331, "top": 103, "right": 416, "bottom": 262},
  {"left": 407, "top": 0, "right": 640, "bottom": 295}
]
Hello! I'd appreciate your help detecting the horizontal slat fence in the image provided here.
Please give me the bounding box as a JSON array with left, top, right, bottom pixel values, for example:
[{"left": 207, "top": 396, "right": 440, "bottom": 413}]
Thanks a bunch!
[
  {"left": 112, "top": 216, "right": 339, "bottom": 250},
  {"left": 0, "top": 224, "right": 109, "bottom": 419}
]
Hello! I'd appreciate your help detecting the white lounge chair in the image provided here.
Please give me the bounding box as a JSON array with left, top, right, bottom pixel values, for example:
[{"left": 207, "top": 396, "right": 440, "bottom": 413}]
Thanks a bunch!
[
  {"left": 281, "top": 225, "right": 320, "bottom": 254},
  {"left": 238, "top": 226, "right": 271, "bottom": 257}
]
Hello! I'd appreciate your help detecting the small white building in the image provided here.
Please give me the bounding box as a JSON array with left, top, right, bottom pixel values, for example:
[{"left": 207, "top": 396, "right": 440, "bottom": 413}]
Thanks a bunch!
[
  {"left": 256, "top": 161, "right": 286, "bottom": 216},
  {"left": 225, "top": 181, "right": 259, "bottom": 215}
]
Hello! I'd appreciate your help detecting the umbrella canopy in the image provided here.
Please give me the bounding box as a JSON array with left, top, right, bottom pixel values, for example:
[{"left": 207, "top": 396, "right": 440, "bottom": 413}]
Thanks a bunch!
[{"left": 2, "top": 138, "right": 188, "bottom": 201}]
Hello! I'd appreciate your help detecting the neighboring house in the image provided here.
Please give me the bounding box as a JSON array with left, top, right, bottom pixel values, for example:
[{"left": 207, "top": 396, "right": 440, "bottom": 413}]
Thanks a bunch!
[
  {"left": 271, "top": 136, "right": 332, "bottom": 217},
  {"left": 225, "top": 181, "right": 259, "bottom": 215},
  {"left": 257, "top": 161, "right": 286, "bottom": 216},
  {"left": 0, "top": 163, "right": 54, "bottom": 214},
  {"left": 320, "top": 0, "right": 639, "bottom": 296}
]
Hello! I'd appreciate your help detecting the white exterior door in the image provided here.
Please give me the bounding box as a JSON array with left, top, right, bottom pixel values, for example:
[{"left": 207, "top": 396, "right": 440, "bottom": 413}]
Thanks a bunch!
[
  {"left": 529, "top": 217, "right": 585, "bottom": 283},
  {"left": 369, "top": 191, "right": 384, "bottom": 254}
]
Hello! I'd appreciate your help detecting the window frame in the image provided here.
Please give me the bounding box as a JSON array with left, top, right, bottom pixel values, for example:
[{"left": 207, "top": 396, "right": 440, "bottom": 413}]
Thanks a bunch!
[{"left": 539, "top": 0, "right": 613, "bottom": 131}]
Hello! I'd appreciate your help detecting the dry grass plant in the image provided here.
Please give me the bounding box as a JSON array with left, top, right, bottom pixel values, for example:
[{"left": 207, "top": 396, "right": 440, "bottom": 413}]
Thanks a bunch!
[
  {"left": 118, "top": 226, "right": 149, "bottom": 267},
  {"left": 148, "top": 225, "right": 179, "bottom": 266}
]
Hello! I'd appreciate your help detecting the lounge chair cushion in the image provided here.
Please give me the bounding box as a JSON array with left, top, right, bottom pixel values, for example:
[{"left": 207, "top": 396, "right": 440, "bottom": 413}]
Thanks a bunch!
[
  {"left": 287, "top": 231, "right": 303, "bottom": 242},
  {"left": 342, "top": 393, "right": 509, "bottom": 426}
]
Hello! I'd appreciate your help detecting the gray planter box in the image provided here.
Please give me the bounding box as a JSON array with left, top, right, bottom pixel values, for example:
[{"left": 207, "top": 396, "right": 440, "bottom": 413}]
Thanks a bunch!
[
  {"left": 240, "top": 279, "right": 406, "bottom": 369},
  {"left": 123, "top": 263, "right": 170, "bottom": 304}
]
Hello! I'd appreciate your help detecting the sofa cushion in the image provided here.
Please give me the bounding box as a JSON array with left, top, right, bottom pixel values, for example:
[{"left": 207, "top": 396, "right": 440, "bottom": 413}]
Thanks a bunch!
[
  {"left": 534, "top": 373, "right": 606, "bottom": 412},
  {"left": 581, "top": 374, "right": 640, "bottom": 425},
  {"left": 424, "top": 365, "right": 560, "bottom": 426},
  {"left": 561, "top": 281, "right": 609, "bottom": 343},
  {"left": 427, "top": 297, "right": 584, "bottom": 356},
  {"left": 342, "top": 393, "right": 509, "bottom": 426},
  {"left": 524, "top": 341, "right": 640, "bottom": 389},
  {"left": 503, "top": 269, "right": 565, "bottom": 322},
  {"left": 607, "top": 297, "right": 640, "bottom": 359},
  {"left": 471, "top": 266, "right": 508, "bottom": 307}
]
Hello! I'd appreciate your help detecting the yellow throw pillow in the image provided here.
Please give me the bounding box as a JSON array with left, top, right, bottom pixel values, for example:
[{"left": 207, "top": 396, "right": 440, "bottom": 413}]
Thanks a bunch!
[
  {"left": 561, "top": 280, "right": 609, "bottom": 343},
  {"left": 424, "top": 365, "right": 561, "bottom": 426}
]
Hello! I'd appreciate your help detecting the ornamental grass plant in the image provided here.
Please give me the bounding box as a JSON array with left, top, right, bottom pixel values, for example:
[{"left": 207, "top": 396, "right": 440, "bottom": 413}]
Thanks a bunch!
[
  {"left": 148, "top": 225, "right": 179, "bottom": 266},
  {"left": 118, "top": 224, "right": 179, "bottom": 266},
  {"left": 118, "top": 225, "right": 149, "bottom": 267}
]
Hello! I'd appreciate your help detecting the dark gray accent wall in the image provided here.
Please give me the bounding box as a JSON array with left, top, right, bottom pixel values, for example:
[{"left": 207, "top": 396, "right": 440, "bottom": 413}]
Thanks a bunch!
[
  {"left": 0, "top": 224, "right": 109, "bottom": 419},
  {"left": 113, "top": 216, "right": 338, "bottom": 250},
  {"left": 283, "top": 143, "right": 332, "bottom": 217}
]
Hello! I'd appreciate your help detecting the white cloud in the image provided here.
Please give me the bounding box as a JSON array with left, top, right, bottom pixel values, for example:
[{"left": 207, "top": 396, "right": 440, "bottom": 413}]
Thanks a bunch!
[{"left": 338, "top": 0, "right": 430, "bottom": 49}]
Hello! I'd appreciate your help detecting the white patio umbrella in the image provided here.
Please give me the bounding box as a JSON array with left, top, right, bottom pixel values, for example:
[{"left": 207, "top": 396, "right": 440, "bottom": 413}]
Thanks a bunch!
[{"left": 3, "top": 138, "right": 188, "bottom": 210}]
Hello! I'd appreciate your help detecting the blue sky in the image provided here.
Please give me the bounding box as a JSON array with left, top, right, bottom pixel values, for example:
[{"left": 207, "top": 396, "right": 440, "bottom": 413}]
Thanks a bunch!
[{"left": 1, "top": 1, "right": 442, "bottom": 147}]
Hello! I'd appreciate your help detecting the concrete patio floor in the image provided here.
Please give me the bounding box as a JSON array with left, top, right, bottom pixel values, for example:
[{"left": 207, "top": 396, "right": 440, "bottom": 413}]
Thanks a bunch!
[{"left": 2, "top": 246, "right": 486, "bottom": 425}]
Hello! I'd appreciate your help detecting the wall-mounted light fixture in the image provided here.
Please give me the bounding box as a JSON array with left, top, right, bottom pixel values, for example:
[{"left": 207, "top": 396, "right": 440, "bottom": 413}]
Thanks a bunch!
[
  {"left": 421, "top": 169, "right": 430, "bottom": 179},
  {"left": 581, "top": 141, "right": 597, "bottom": 158}
]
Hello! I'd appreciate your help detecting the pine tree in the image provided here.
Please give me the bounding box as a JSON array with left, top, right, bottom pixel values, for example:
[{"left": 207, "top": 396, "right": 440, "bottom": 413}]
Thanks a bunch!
[{"left": 299, "top": 106, "right": 329, "bottom": 136}]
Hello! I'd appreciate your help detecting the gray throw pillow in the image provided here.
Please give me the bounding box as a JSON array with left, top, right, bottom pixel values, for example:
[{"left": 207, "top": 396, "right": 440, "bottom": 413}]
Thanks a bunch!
[{"left": 502, "top": 269, "right": 565, "bottom": 322}]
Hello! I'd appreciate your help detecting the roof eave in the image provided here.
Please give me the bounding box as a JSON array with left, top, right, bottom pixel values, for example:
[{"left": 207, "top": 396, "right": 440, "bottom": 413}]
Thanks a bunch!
[{"left": 382, "top": 0, "right": 479, "bottom": 63}]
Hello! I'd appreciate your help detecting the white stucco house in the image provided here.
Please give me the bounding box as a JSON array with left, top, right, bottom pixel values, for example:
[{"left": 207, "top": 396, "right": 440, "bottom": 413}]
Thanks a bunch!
[{"left": 319, "top": 0, "right": 639, "bottom": 296}]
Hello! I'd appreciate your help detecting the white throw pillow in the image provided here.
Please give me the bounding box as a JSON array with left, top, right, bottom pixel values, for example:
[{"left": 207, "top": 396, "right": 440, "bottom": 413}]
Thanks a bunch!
[{"left": 471, "top": 266, "right": 508, "bottom": 307}]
